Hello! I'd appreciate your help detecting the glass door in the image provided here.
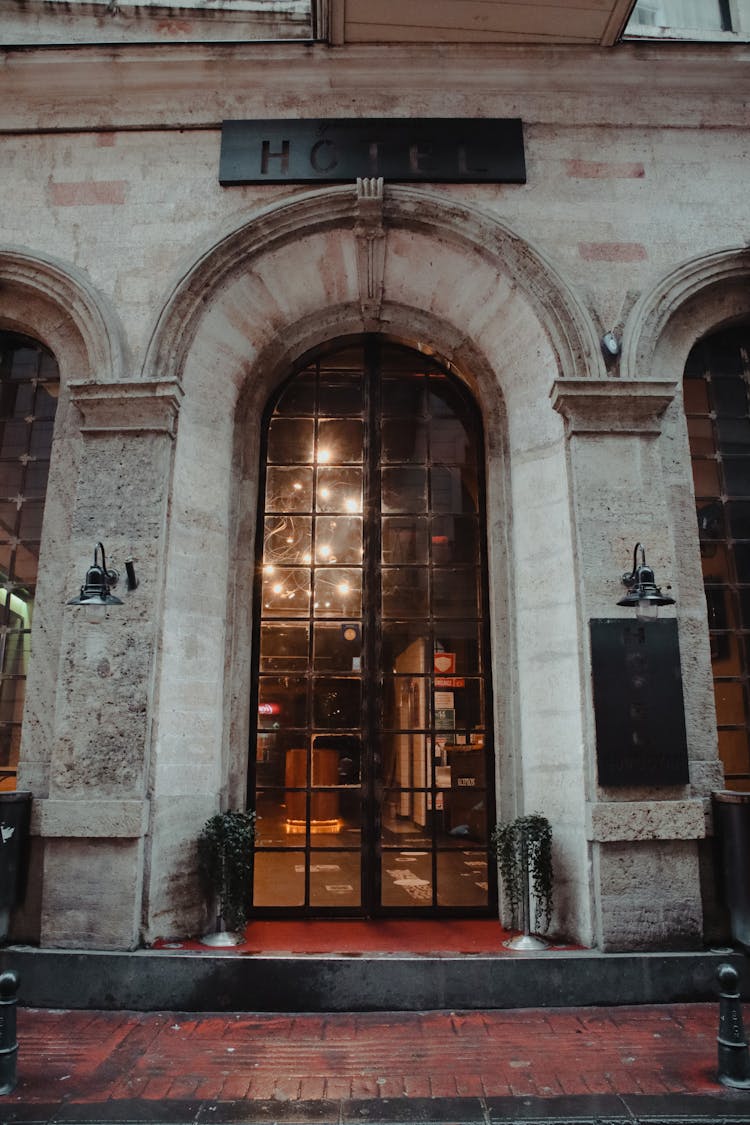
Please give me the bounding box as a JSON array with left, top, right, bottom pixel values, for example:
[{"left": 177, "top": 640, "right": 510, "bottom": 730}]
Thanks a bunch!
[{"left": 250, "top": 339, "right": 495, "bottom": 915}]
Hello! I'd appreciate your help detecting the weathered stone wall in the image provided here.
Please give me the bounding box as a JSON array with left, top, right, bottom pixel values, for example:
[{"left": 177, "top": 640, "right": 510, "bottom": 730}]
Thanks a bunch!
[{"left": 2, "top": 38, "right": 748, "bottom": 949}]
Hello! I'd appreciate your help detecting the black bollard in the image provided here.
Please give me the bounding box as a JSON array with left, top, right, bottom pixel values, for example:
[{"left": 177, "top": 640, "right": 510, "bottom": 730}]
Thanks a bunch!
[
  {"left": 0, "top": 969, "right": 19, "bottom": 1095},
  {"left": 717, "top": 963, "right": 750, "bottom": 1089}
]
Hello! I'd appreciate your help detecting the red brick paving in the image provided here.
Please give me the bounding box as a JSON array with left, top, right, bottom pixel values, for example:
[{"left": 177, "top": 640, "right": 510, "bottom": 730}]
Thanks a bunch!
[{"left": 7, "top": 1004, "right": 726, "bottom": 1107}]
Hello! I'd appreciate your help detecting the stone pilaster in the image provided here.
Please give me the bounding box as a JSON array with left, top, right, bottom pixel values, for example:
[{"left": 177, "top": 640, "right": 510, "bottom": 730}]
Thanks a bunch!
[
  {"left": 552, "top": 377, "right": 712, "bottom": 950},
  {"left": 33, "top": 379, "right": 181, "bottom": 950}
]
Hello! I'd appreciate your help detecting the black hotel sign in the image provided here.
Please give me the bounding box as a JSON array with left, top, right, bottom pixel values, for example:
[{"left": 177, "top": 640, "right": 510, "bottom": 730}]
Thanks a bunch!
[{"left": 219, "top": 118, "right": 525, "bottom": 185}]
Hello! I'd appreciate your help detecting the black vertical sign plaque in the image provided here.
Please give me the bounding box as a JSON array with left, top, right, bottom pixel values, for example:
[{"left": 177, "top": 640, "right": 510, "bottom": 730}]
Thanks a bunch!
[{"left": 590, "top": 619, "right": 689, "bottom": 787}]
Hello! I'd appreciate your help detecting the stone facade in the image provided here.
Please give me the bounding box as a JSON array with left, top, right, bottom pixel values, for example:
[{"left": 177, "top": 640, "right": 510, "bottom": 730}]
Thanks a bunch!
[{"left": 2, "top": 23, "right": 749, "bottom": 950}]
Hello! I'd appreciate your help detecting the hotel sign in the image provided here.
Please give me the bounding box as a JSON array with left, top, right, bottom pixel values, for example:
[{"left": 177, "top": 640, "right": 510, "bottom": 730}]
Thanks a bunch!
[
  {"left": 590, "top": 619, "right": 689, "bottom": 787},
  {"left": 219, "top": 118, "right": 525, "bottom": 185}
]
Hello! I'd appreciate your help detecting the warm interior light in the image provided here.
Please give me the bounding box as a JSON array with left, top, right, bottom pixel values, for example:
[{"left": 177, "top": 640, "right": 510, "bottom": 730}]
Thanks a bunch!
[
  {"left": 272, "top": 583, "right": 283, "bottom": 594},
  {"left": 345, "top": 497, "right": 359, "bottom": 513},
  {"left": 0, "top": 588, "right": 30, "bottom": 624},
  {"left": 317, "top": 448, "right": 331, "bottom": 463}
]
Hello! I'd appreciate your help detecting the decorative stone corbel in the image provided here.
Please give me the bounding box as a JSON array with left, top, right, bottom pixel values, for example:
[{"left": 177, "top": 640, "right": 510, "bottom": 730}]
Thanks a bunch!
[{"left": 354, "top": 177, "right": 386, "bottom": 325}]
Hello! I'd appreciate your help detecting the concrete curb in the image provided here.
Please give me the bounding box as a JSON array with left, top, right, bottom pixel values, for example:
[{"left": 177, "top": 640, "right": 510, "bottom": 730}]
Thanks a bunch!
[
  {"left": 2, "top": 948, "right": 747, "bottom": 1012},
  {"left": 4, "top": 1094, "right": 750, "bottom": 1125}
]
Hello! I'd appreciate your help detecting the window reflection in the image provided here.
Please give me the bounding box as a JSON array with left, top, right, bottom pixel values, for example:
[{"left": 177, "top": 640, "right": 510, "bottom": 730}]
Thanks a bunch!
[{"left": 686, "top": 324, "right": 750, "bottom": 790}]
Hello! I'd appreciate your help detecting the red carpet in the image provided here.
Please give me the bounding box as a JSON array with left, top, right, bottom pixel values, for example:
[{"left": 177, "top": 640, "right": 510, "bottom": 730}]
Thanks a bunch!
[
  {"left": 240, "top": 918, "right": 511, "bottom": 953},
  {"left": 153, "top": 919, "right": 580, "bottom": 954}
]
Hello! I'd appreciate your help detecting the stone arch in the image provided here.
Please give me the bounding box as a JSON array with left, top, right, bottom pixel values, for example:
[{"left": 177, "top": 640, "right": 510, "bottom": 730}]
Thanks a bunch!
[
  {"left": 143, "top": 183, "right": 596, "bottom": 944},
  {"left": 622, "top": 244, "right": 750, "bottom": 380},
  {"left": 0, "top": 249, "right": 126, "bottom": 822},
  {"left": 0, "top": 247, "right": 125, "bottom": 382},
  {"left": 144, "top": 183, "right": 603, "bottom": 393},
  {"left": 618, "top": 246, "right": 750, "bottom": 802}
]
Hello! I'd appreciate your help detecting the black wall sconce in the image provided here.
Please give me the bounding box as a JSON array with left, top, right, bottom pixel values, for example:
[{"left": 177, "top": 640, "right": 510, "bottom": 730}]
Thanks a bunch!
[
  {"left": 68, "top": 542, "right": 138, "bottom": 622},
  {"left": 617, "top": 542, "right": 675, "bottom": 622}
]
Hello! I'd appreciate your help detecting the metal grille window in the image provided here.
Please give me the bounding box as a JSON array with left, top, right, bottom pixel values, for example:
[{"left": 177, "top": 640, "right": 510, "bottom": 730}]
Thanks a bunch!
[
  {"left": 686, "top": 324, "right": 750, "bottom": 790},
  {"left": 250, "top": 338, "right": 495, "bottom": 916},
  {"left": 0, "top": 332, "right": 59, "bottom": 790},
  {"left": 627, "top": 0, "right": 730, "bottom": 32}
]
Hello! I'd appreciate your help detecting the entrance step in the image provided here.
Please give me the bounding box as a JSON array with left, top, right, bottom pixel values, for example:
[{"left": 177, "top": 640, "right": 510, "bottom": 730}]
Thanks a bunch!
[{"left": 3, "top": 946, "right": 746, "bottom": 1012}]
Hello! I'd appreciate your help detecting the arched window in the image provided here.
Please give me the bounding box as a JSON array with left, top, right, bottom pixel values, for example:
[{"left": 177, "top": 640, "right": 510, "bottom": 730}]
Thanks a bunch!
[
  {"left": 249, "top": 338, "right": 496, "bottom": 915},
  {"left": 0, "top": 331, "right": 59, "bottom": 790},
  {"left": 686, "top": 322, "right": 750, "bottom": 790}
]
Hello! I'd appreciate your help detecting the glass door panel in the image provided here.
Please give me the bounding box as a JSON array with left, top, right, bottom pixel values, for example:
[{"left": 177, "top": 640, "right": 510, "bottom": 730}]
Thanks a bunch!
[{"left": 251, "top": 339, "right": 494, "bottom": 915}]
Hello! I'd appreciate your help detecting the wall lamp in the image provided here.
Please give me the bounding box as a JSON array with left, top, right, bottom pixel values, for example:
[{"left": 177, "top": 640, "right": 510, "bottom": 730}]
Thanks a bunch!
[
  {"left": 617, "top": 542, "right": 675, "bottom": 622},
  {"left": 68, "top": 542, "right": 137, "bottom": 622},
  {"left": 600, "top": 331, "right": 621, "bottom": 362}
]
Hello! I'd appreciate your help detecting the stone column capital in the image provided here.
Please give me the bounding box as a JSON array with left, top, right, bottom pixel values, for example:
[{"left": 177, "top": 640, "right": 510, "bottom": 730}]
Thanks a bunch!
[
  {"left": 69, "top": 379, "right": 184, "bottom": 437},
  {"left": 551, "top": 378, "right": 677, "bottom": 436}
]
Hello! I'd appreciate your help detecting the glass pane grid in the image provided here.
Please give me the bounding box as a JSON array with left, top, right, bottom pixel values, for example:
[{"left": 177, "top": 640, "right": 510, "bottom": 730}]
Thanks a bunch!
[
  {"left": 0, "top": 333, "right": 59, "bottom": 778},
  {"left": 253, "top": 342, "right": 493, "bottom": 914},
  {"left": 688, "top": 327, "right": 750, "bottom": 784}
]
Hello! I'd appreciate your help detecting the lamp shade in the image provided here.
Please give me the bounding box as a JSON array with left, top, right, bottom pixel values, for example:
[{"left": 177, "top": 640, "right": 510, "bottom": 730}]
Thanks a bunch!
[
  {"left": 618, "top": 547, "right": 675, "bottom": 620},
  {"left": 68, "top": 544, "right": 124, "bottom": 611}
]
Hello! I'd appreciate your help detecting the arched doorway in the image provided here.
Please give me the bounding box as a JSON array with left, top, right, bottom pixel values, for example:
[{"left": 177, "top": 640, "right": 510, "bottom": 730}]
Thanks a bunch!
[{"left": 249, "top": 338, "right": 496, "bottom": 915}]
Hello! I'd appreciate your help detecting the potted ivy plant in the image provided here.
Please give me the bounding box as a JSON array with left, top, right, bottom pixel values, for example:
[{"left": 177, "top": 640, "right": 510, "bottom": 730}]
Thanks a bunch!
[
  {"left": 198, "top": 809, "right": 256, "bottom": 946},
  {"left": 491, "top": 812, "right": 553, "bottom": 950}
]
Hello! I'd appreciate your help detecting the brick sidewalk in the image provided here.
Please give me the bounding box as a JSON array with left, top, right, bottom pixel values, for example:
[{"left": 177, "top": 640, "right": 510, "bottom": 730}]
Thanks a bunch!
[{"left": 6, "top": 1003, "right": 745, "bottom": 1113}]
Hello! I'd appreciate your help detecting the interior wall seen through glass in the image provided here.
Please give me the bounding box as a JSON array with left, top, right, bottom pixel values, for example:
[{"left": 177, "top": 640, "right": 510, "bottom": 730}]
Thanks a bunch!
[
  {"left": 251, "top": 339, "right": 495, "bottom": 915},
  {"left": 0, "top": 332, "right": 60, "bottom": 790},
  {"left": 685, "top": 323, "right": 750, "bottom": 790}
]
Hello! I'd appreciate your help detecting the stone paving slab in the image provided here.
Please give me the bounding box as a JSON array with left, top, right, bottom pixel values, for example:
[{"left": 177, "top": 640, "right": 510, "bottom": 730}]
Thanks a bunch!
[{"left": 4, "top": 1005, "right": 750, "bottom": 1124}]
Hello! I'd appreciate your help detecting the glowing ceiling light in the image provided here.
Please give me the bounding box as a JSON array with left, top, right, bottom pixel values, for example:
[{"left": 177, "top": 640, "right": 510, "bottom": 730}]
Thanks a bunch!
[
  {"left": 272, "top": 583, "right": 283, "bottom": 594},
  {"left": 344, "top": 497, "right": 359, "bottom": 513},
  {"left": 317, "top": 448, "right": 331, "bottom": 463}
]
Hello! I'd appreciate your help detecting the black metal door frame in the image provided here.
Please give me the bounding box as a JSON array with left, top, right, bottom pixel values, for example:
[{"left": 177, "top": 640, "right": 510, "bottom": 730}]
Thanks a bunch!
[{"left": 248, "top": 335, "right": 497, "bottom": 917}]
